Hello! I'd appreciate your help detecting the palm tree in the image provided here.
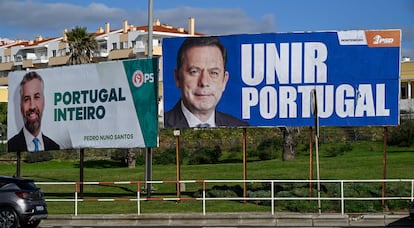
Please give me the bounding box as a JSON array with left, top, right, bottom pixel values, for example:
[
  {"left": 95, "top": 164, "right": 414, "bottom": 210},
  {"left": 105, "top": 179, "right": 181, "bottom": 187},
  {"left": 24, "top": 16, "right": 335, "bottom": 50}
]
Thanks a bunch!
[{"left": 66, "top": 26, "right": 98, "bottom": 65}]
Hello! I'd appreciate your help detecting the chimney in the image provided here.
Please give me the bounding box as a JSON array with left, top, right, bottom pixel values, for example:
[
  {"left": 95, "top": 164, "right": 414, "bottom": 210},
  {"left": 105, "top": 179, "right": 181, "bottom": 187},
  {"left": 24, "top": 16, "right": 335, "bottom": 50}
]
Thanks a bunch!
[
  {"left": 154, "top": 19, "right": 161, "bottom": 26},
  {"left": 105, "top": 22, "right": 110, "bottom": 34},
  {"left": 36, "top": 35, "right": 43, "bottom": 42},
  {"left": 188, "top": 17, "right": 195, "bottom": 35},
  {"left": 123, "top": 20, "right": 128, "bottom": 33},
  {"left": 96, "top": 27, "right": 104, "bottom": 33},
  {"left": 63, "top": 29, "right": 67, "bottom": 42}
]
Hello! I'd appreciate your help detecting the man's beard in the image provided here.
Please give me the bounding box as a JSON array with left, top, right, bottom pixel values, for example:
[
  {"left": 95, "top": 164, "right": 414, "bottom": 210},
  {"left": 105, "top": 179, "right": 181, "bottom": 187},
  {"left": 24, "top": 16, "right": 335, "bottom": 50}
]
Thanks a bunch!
[{"left": 24, "top": 109, "right": 42, "bottom": 135}]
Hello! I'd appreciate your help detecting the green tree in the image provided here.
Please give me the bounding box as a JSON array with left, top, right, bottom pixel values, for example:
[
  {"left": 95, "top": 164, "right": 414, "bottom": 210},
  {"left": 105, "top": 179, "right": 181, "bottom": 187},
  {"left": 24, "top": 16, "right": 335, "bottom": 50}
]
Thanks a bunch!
[
  {"left": 66, "top": 26, "right": 98, "bottom": 65},
  {"left": 0, "top": 102, "right": 7, "bottom": 142}
]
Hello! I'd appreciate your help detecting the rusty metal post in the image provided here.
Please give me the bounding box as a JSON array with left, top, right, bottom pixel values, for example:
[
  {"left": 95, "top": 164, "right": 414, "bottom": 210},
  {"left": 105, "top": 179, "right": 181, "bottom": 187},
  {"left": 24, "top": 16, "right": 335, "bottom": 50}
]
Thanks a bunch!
[
  {"left": 382, "top": 127, "right": 388, "bottom": 207},
  {"left": 243, "top": 128, "right": 247, "bottom": 203}
]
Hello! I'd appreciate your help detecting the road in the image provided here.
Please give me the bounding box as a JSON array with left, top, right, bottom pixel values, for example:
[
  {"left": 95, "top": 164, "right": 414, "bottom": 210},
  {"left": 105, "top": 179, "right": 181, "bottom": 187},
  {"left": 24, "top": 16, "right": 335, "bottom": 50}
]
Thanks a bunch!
[
  {"left": 38, "top": 213, "right": 413, "bottom": 227},
  {"left": 39, "top": 226, "right": 413, "bottom": 228}
]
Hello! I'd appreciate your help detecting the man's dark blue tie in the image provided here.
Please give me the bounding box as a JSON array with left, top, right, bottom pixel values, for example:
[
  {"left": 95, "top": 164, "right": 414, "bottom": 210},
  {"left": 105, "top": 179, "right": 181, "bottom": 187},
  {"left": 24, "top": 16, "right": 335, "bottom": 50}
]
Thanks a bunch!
[
  {"left": 196, "top": 123, "right": 210, "bottom": 128},
  {"left": 33, "top": 138, "right": 39, "bottom": 152}
]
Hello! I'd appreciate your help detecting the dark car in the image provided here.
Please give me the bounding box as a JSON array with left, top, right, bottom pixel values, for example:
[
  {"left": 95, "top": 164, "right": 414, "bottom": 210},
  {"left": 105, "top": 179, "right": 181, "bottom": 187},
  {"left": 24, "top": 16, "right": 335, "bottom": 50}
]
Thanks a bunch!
[{"left": 0, "top": 176, "right": 47, "bottom": 228}]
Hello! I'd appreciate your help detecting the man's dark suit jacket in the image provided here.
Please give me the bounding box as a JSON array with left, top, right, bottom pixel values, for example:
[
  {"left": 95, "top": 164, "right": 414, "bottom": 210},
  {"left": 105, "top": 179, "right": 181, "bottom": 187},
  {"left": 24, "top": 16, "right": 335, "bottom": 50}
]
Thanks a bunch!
[
  {"left": 8, "top": 129, "right": 60, "bottom": 152},
  {"left": 164, "top": 100, "right": 249, "bottom": 128}
]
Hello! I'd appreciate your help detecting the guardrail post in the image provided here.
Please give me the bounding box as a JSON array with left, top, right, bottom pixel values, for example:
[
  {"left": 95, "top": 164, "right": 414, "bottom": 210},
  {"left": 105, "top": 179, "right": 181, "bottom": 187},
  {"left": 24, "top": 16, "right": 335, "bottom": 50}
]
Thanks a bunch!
[
  {"left": 75, "top": 182, "right": 78, "bottom": 216},
  {"left": 271, "top": 180, "right": 275, "bottom": 215},
  {"left": 341, "top": 180, "right": 344, "bottom": 215},
  {"left": 202, "top": 181, "right": 206, "bottom": 215},
  {"left": 137, "top": 182, "right": 141, "bottom": 215}
]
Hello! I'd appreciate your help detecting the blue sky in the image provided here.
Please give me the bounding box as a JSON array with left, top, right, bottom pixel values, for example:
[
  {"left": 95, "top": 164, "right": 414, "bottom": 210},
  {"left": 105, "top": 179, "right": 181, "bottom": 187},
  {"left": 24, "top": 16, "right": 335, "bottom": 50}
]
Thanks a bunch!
[{"left": 1, "top": 0, "right": 413, "bottom": 57}]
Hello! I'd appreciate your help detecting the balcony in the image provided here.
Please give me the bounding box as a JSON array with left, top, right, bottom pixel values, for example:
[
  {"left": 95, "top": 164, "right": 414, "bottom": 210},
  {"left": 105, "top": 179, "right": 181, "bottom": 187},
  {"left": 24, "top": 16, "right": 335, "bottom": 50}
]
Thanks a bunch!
[
  {"left": 108, "top": 48, "right": 135, "bottom": 60},
  {"left": 48, "top": 55, "right": 70, "bottom": 66},
  {"left": 0, "top": 77, "right": 8, "bottom": 86},
  {"left": 145, "top": 46, "right": 162, "bottom": 56},
  {"left": 0, "top": 62, "right": 13, "bottom": 71}
]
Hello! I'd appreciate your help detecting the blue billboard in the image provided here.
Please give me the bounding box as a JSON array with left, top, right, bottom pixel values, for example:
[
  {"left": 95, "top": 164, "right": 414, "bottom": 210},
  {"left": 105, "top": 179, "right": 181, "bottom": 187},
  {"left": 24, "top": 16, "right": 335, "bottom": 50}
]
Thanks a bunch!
[{"left": 162, "top": 30, "right": 400, "bottom": 128}]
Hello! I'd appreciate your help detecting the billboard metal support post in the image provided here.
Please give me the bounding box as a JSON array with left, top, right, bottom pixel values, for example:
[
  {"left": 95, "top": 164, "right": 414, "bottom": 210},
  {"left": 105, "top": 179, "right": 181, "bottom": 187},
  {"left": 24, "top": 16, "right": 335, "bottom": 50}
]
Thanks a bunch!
[
  {"left": 79, "top": 148, "right": 84, "bottom": 198},
  {"left": 16, "top": 151, "right": 21, "bottom": 177},
  {"left": 147, "top": 0, "right": 153, "bottom": 58},
  {"left": 243, "top": 128, "right": 247, "bottom": 203},
  {"left": 382, "top": 127, "right": 388, "bottom": 208},
  {"left": 311, "top": 89, "right": 321, "bottom": 214},
  {"left": 315, "top": 128, "right": 321, "bottom": 214},
  {"left": 309, "top": 127, "right": 313, "bottom": 197},
  {"left": 145, "top": 148, "right": 152, "bottom": 197},
  {"left": 174, "top": 130, "right": 181, "bottom": 199},
  {"left": 144, "top": 0, "right": 154, "bottom": 198}
]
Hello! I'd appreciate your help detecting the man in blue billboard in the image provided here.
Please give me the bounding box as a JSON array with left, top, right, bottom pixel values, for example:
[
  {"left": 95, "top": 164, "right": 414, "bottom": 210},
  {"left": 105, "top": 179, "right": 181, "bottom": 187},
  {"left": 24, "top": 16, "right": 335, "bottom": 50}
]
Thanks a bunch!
[
  {"left": 8, "top": 72, "right": 60, "bottom": 152},
  {"left": 164, "top": 36, "right": 248, "bottom": 128}
]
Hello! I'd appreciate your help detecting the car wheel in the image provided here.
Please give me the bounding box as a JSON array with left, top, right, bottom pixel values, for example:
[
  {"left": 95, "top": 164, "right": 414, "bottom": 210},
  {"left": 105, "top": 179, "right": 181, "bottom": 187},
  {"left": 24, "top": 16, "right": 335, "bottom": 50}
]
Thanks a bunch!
[
  {"left": 0, "top": 207, "right": 19, "bottom": 228},
  {"left": 22, "top": 220, "right": 41, "bottom": 228}
]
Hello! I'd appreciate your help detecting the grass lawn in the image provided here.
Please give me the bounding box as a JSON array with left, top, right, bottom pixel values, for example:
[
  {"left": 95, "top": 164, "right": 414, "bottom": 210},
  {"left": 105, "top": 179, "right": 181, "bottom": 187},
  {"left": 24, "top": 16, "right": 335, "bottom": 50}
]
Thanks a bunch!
[{"left": 0, "top": 140, "right": 413, "bottom": 214}]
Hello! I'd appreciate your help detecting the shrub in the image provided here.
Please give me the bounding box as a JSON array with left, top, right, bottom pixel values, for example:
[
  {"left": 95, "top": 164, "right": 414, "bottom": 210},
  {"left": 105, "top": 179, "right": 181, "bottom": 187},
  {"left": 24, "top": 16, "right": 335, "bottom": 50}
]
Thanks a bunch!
[
  {"left": 193, "top": 185, "right": 242, "bottom": 198},
  {"left": 247, "top": 190, "right": 271, "bottom": 205},
  {"left": 388, "top": 119, "right": 414, "bottom": 147},
  {"left": 188, "top": 145, "right": 222, "bottom": 165},
  {"left": 256, "top": 138, "right": 281, "bottom": 160},
  {"left": 25, "top": 151, "right": 53, "bottom": 163},
  {"left": 153, "top": 147, "right": 176, "bottom": 165},
  {"left": 325, "top": 142, "right": 353, "bottom": 157}
]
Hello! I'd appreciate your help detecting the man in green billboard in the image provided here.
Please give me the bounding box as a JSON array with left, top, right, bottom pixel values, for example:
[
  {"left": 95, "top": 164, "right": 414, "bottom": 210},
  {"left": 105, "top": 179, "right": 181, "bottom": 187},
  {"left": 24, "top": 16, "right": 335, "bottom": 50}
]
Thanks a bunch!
[{"left": 8, "top": 71, "right": 60, "bottom": 152}]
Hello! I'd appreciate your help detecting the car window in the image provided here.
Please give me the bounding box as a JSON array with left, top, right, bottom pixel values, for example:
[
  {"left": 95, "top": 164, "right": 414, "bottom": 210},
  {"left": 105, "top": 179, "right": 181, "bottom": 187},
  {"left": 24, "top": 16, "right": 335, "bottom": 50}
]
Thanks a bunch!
[
  {"left": 0, "top": 179, "right": 38, "bottom": 191},
  {"left": 17, "top": 181, "right": 38, "bottom": 191},
  {"left": 0, "top": 183, "right": 19, "bottom": 190}
]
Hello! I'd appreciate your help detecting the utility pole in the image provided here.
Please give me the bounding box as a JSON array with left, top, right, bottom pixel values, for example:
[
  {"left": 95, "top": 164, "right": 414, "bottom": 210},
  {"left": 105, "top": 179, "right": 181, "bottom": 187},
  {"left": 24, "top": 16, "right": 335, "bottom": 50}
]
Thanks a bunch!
[{"left": 145, "top": 0, "right": 154, "bottom": 198}]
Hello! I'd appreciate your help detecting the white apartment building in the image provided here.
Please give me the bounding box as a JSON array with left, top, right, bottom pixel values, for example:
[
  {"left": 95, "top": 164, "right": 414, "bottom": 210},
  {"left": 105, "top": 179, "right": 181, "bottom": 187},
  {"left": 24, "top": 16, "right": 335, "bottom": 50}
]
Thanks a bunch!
[
  {"left": 1, "top": 19, "right": 414, "bottom": 115},
  {"left": 0, "top": 18, "right": 199, "bottom": 86}
]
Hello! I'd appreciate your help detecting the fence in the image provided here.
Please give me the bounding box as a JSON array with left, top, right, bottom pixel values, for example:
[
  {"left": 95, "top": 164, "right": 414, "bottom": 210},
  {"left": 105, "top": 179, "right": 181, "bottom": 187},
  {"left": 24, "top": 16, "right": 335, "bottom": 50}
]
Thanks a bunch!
[{"left": 37, "top": 179, "right": 414, "bottom": 216}]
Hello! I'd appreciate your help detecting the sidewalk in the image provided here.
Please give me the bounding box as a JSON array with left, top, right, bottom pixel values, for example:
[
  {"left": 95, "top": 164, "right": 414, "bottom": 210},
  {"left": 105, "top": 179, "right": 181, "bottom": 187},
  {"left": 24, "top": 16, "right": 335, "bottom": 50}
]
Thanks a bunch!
[{"left": 41, "top": 212, "right": 412, "bottom": 227}]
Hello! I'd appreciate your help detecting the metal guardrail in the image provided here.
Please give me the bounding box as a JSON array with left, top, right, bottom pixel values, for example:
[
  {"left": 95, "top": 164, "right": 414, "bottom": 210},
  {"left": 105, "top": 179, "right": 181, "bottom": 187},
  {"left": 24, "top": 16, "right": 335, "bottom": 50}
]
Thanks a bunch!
[{"left": 36, "top": 179, "right": 414, "bottom": 216}]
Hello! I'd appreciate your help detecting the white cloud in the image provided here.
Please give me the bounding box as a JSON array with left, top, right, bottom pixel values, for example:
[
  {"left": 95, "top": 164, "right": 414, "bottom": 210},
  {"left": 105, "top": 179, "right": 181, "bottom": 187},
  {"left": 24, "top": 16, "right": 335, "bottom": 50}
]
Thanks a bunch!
[
  {"left": 0, "top": 2, "right": 275, "bottom": 39},
  {"left": 0, "top": 1, "right": 133, "bottom": 38},
  {"left": 0, "top": 1, "right": 410, "bottom": 58},
  {"left": 153, "top": 7, "right": 275, "bottom": 35}
]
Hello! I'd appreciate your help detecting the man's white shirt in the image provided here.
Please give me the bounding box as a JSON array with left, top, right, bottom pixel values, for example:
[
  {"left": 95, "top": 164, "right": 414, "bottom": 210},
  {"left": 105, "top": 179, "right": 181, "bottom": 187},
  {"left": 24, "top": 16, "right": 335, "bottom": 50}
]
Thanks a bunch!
[
  {"left": 23, "top": 127, "right": 45, "bottom": 152},
  {"left": 181, "top": 101, "right": 215, "bottom": 128}
]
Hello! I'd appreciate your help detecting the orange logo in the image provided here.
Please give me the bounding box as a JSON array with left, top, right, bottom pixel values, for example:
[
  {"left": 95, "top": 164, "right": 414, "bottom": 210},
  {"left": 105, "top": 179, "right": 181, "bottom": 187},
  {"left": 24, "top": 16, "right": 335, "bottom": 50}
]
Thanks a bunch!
[{"left": 365, "top": 30, "right": 400, "bottom": 47}]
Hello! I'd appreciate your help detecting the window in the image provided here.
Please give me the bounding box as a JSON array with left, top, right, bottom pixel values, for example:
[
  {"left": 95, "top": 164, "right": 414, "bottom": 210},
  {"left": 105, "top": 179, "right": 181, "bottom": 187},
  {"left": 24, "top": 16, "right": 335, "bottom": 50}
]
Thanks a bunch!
[
  {"left": 52, "top": 50, "right": 57, "bottom": 57},
  {"left": 401, "top": 83, "right": 407, "bottom": 99},
  {"left": 15, "top": 55, "right": 23, "bottom": 62},
  {"left": 112, "top": 43, "right": 117, "bottom": 50},
  {"left": 58, "top": 48, "right": 66, "bottom": 56}
]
